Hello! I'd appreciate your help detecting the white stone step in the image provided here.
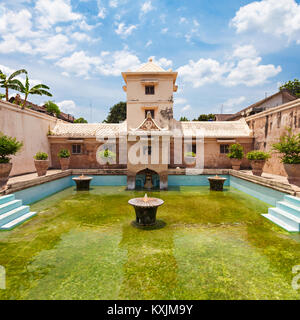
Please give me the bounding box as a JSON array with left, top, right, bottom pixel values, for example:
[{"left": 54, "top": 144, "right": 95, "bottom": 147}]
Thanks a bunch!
[
  {"left": 262, "top": 213, "right": 299, "bottom": 232},
  {"left": 0, "top": 206, "right": 30, "bottom": 226},
  {"left": 0, "top": 194, "right": 15, "bottom": 205},
  {"left": 0, "top": 200, "right": 22, "bottom": 215},
  {"left": 0, "top": 212, "right": 37, "bottom": 230},
  {"left": 277, "top": 201, "right": 300, "bottom": 217},
  {"left": 284, "top": 195, "right": 300, "bottom": 207},
  {"left": 268, "top": 207, "right": 300, "bottom": 230}
]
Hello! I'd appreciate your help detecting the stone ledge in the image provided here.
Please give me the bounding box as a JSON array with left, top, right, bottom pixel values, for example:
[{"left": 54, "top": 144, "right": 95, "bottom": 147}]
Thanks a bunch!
[
  {"left": 229, "top": 170, "right": 298, "bottom": 196},
  {"left": 72, "top": 169, "right": 128, "bottom": 175}
]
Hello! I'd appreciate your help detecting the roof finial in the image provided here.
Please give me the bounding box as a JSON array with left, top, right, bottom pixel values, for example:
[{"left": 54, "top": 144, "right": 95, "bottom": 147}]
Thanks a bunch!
[{"left": 149, "top": 58, "right": 153, "bottom": 62}]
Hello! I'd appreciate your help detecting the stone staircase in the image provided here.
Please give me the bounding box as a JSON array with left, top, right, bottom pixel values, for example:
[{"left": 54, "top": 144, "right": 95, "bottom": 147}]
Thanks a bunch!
[
  {"left": 0, "top": 194, "right": 36, "bottom": 231},
  {"left": 262, "top": 195, "right": 300, "bottom": 232}
]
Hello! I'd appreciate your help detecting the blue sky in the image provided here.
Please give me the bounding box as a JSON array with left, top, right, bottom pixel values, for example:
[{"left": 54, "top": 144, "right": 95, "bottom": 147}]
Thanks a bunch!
[{"left": 0, "top": 0, "right": 299, "bottom": 122}]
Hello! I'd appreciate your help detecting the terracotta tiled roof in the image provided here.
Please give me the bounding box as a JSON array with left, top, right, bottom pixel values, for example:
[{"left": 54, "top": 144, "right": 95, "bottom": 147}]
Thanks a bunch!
[
  {"left": 51, "top": 121, "right": 127, "bottom": 137},
  {"left": 135, "top": 59, "right": 166, "bottom": 72},
  {"left": 179, "top": 119, "right": 252, "bottom": 137}
]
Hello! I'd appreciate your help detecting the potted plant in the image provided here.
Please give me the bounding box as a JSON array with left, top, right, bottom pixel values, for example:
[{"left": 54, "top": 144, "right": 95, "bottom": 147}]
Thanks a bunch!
[
  {"left": 272, "top": 128, "right": 300, "bottom": 186},
  {"left": 227, "top": 143, "right": 244, "bottom": 170},
  {"left": 58, "top": 149, "right": 70, "bottom": 170},
  {"left": 184, "top": 151, "right": 196, "bottom": 168},
  {"left": 246, "top": 150, "right": 270, "bottom": 176},
  {"left": 34, "top": 152, "right": 49, "bottom": 176},
  {"left": 98, "top": 149, "right": 116, "bottom": 168},
  {"left": 0, "top": 132, "right": 23, "bottom": 189}
]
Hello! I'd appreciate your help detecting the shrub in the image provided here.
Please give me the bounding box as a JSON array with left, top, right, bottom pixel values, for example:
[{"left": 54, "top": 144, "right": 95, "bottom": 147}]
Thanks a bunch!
[
  {"left": 58, "top": 149, "right": 70, "bottom": 158},
  {"left": 0, "top": 132, "right": 23, "bottom": 163},
  {"left": 272, "top": 128, "right": 300, "bottom": 164},
  {"left": 34, "top": 152, "right": 48, "bottom": 160},
  {"left": 227, "top": 143, "right": 244, "bottom": 159},
  {"left": 184, "top": 152, "right": 196, "bottom": 157},
  {"left": 246, "top": 150, "right": 271, "bottom": 161}
]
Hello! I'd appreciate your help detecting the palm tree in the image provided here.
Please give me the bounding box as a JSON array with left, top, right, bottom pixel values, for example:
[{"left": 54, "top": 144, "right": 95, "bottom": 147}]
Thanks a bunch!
[
  {"left": 13, "top": 75, "right": 52, "bottom": 109},
  {"left": 0, "top": 69, "right": 27, "bottom": 101}
]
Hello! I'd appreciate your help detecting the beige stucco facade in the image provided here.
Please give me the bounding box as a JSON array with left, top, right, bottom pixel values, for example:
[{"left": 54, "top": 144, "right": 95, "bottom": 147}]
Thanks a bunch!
[{"left": 0, "top": 100, "right": 59, "bottom": 176}]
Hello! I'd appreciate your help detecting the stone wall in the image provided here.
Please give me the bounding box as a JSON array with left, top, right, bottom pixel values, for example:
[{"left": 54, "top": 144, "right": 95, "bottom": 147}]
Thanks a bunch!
[
  {"left": 0, "top": 100, "right": 59, "bottom": 176},
  {"left": 246, "top": 99, "right": 300, "bottom": 176}
]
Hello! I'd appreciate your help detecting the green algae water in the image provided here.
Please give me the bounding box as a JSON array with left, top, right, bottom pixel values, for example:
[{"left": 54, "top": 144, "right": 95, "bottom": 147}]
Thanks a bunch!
[{"left": 0, "top": 186, "right": 300, "bottom": 300}]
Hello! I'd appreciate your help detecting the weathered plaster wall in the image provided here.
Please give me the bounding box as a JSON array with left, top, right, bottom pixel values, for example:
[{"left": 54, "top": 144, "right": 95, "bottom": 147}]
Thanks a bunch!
[
  {"left": 0, "top": 101, "right": 58, "bottom": 176},
  {"left": 126, "top": 74, "right": 175, "bottom": 129},
  {"left": 247, "top": 99, "right": 300, "bottom": 176}
]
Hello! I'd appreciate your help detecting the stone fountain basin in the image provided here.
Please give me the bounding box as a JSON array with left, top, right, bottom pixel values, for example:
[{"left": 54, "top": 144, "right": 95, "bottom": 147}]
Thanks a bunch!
[{"left": 128, "top": 197, "right": 164, "bottom": 226}]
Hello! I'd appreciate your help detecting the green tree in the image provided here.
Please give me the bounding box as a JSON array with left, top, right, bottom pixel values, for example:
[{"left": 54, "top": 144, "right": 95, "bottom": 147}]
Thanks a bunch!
[
  {"left": 279, "top": 79, "right": 300, "bottom": 98},
  {"left": 179, "top": 116, "right": 189, "bottom": 121},
  {"left": 103, "top": 101, "right": 126, "bottom": 123},
  {"left": 0, "top": 68, "right": 27, "bottom": 101},
  {"left": 193, "top": 114, "right": 215, "bottom": 121},
  {"left": 13, "top": 75, "right": 52, "bottom": 109},
  {"left": 0, "top": 93, "right": 5, "bottom": 100},
  {"left": 45, "top": 101, "right": 60, "bottom": 117},
  {"left": 74, "top": 117, "right": 88, "bottom": 123}
]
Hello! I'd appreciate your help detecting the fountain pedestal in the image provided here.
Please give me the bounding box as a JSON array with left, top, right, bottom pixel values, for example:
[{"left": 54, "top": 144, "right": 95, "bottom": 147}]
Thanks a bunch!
[
  {"left": 208, "top": 175, "right": 227, "bottom": 191},
  {"left": 128, "top": 194, "right": 164, "bottom": 227},
  {"left": 72, "top": 175, "right": 93, "bottom": 191}
]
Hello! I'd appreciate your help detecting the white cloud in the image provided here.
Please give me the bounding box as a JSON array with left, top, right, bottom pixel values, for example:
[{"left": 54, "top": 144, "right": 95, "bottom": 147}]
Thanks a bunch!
[
  {"left": 177, "top": 52, "right": 281, "bottom": 88},
  {"left": 0, "top": 8, "right": 36, "bottom": 38},
  {"left": 233, "top": 45, "right": 257, "bottom": 59},
  {"left": 178, "top": 58, "right": 231, "bottom": 88},
  {"left": 56, "top": 51, "right": 102, "bottom": 78},
  {"left": 0, "top": 34, "right": 33, "bottom": 54},
  {"left": 149, "top": 56, "right": 173, "bottom": 69},
  {"left": 109, "top": 0, "right": 118, "bottom": 8},
  {"left": 97, "top": 49, "right": 141, "bottom": 76},
  {"left": 141, "top": 1, "right": 154, "bottom": 14},
  {"left": 161, "top": 28, "right": 168, "bottom": 34},
  {"left": 226, "top": 57, "right": 281, "bottom": 87},
  {"left": 78, "top": 20, "right": 95, "bottom": 31},
  {"left": 181, "top": 105, "right": 191, "bottom": 112},
  {"left": 115, "top": 22, "right": 137, "bottom": 37},
  {"left": 0, "top": 64, "right": 15, "bottom": 75},
  {"left": 231, "top": 0, "right": 300, "bottom": 44},
  {"left": 222, "top": 96, "right": 246, "bottom": 112},
  {"left": 56, "top": 49, "right": 140, "bottom": 78},
  {"left": 146, "top": 40, "right": 152, "bottom": 47},
  {"left": 179, "top": 17, "right": 187, "bottom": 24},
  {"left": 35, "top": 0, "right": 81, "bottom": 29},
  {"left": 98, "top": 7, "right": 107, "bottom": 19},
  {"left": 33, "top": 34, "right": 75, "bottom": 59},
  {"left": 175, "top": 97, "right": 187, "bottom": 105},
  {"left": 57, "top": 100, "right": 76, "bottom": 113}
]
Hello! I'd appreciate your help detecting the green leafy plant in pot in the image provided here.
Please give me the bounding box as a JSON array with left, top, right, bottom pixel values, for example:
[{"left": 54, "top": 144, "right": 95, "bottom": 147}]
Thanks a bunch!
[
  {"left": 272, "top": 128, "right": 300, "bottom": 186},
  {"left": 98, "top": 148, "right": 116, "bottom": 167},
  {"left": 34, "top": 152, "right": 49, "bottom": 176},
  {"left": 0, "top": 132, "right": 23, "bottom": 189},
  {"left": 246, "top": 150, "right": 270, "bottom": 176},
  {"left": 227, "top": 143, "right": 244, "bottom": 170},
  {"left": 58, "top": 149, "right": 70, "bottom": 171}
]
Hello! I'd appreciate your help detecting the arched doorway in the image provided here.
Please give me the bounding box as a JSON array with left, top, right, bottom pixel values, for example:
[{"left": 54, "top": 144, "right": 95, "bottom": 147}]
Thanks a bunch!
[{"left": 135, "top": 168, "right": 160, "bottom": 189}]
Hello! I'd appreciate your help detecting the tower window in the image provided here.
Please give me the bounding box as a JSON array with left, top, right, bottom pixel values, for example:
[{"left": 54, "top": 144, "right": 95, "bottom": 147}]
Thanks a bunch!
[
  {"left": 220, "top": 144, "right": 229, "bottom": 154},
  {"left": 145, "top": 85, "right": 155, "bottom": 95},
  {"left": 72, "top": 144, "right": 82, "bottom": 154},
  {"left": 145, "top": 109, "right": 155, "bottom": 118}
]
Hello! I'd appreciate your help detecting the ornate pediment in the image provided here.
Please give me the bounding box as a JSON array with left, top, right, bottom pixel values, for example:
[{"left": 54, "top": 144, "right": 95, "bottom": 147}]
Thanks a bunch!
[{"left": 137, "top": 111, "right": 162, "bottom": 131}]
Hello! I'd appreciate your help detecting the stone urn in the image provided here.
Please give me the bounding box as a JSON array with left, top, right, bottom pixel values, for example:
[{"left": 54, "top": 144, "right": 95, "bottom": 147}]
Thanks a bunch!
[
  {"left": 230, "top": 158, "right": 242, "bottom": 170},
  {"left": 250, "top": 160, "right": 266, "bottom": 176},
  {"left": 284, "top": 164, "right": 300, "bottom": 186},
  {"left": 0, "top": 163, "right": 12, "bottom": 190},
  {"left": 208, "top": 175, "right": 227, "bottom": 191},
  {"left": 59, "top": 157, "right": 70, "bottom": 170},
  {"left": 34, "top": 160, "right": 49, "bottom": 176}
]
